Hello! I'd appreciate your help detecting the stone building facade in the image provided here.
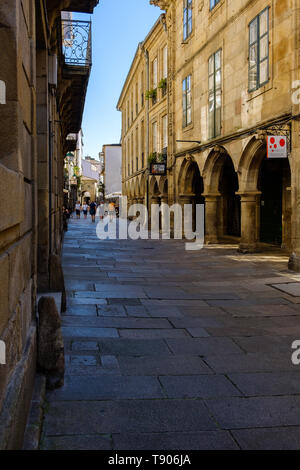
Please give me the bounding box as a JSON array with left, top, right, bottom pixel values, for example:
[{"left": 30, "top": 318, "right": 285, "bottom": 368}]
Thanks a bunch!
[
  {"left": 0, "top": 0, "right": 98, "bottom": 449},
  {"left": 118, "top": 0, "right": 300, "bottom": 266},
  {"left": 117, "top": 15, "right": 169, "bottom": 217}
]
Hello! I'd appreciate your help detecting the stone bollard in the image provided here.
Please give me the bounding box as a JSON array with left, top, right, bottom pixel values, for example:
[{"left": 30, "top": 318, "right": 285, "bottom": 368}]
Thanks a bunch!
[
  {"left": 37, "top": 297, "right": 65, "bottom": 390},
  {"left": 49, "top": 253, "right": 66, "bottom": 312}
]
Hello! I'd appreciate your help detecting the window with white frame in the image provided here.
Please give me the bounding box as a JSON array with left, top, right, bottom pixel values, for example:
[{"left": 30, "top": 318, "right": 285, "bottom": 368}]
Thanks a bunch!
[
  {"left": 183, "top": 0, "right": 192, "bottom": 41},
  {"left": 182, "top": 75, "right": 192, "bottom": 128},
  {"left": 249, "top": 8, "right": 269, "bottom": 92},
  {"left": 208, "top": 49, "right": 222, "bottom": 139}
]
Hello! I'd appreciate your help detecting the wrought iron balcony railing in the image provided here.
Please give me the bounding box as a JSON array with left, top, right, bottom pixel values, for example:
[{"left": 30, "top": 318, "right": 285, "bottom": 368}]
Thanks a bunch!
[{"left": 61, "top": 19, "right": 92, "bottom": 67}]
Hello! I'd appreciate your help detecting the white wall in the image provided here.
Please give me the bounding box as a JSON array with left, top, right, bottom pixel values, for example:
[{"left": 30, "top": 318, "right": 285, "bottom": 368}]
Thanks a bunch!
[{"left": 104, "top": 145, "right": 122, "bottom": 198}]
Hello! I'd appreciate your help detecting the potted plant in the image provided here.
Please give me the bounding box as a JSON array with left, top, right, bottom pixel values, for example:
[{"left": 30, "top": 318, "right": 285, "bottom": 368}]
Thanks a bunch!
[
  {"left": 145, "top": 88, "right": 157, "bottom": 100},
  {"left": 148, "top": 152, "right": 157, "bottom": 165},
  {"left": 158, "top": 78, "right": 167, "bottom": 89}
]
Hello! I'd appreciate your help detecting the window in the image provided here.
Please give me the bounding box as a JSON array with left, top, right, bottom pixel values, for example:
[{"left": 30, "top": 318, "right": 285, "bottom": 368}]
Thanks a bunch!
[
  {"left": 152, "top": 122, "right": 158, "bottom": 153},
  {"left": 162, "top": 115, "right": 168, "bottom": 150},
  {"left": 249, "top": 8, "right": 269, "bottom": 92},
  {"left": 153, "top": 58, "right": 158, "bottom": 89},
  {"left": 136, "top": 83, "right": 138, "bottom": 115},
  {"left": 208, "top": 49, "right": 222, "bottom": 139},
  {"left": 141, "top": 71, "right": 144, "bottom": 107},
  {"left": 141, "top": 120, "right": 144, "bottom": 167},
  {"left": 183, "top": 0, "right": 192, "bottom": 41},
  {"left": 182, "top": 75, "right": 192, "bottom": 128},
  {"left": 163, "top": 46, "right": 168, "bottom": 79},
  {"left": 210, "top": 0, "right": 220, "bottom": 10}
]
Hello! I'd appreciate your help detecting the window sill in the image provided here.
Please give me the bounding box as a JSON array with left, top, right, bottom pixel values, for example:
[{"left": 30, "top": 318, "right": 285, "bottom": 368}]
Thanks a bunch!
[
  {"left": 182, "top": 32, "right": 194, "bottom": 45},
  {"left": 247, "top": 81, "right": 273, "bottom": 102},
  {"left": 182, "top": 122, "right": 194, "bottom": 132},
  {"left": 209, "top": 0, "right": 225, "bottom": 17}
]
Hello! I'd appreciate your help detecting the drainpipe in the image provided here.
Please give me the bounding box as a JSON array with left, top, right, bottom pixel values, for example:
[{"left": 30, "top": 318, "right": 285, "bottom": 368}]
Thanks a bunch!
[{"left": 144, "top": 48, "right": 150, "bottom": 220}]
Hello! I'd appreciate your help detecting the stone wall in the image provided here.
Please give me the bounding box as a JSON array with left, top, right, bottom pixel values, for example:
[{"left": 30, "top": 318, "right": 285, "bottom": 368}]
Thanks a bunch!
[{"left": 0, "top": 0, "right": 37, "bottom": 449}]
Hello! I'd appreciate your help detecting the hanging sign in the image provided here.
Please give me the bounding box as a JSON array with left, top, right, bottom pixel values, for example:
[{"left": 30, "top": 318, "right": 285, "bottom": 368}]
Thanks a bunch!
[
  {"left": 267, "top": 136, "right": 287, "bottom": 158},
  {"left": 150, "top": 163, "right": 166, "bottom": 175}
]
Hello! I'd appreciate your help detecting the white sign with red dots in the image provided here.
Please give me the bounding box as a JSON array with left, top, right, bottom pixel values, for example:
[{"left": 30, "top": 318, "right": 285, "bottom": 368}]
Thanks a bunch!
[{"left": 267, "top": 136, "right": 287, "bottom": 158}]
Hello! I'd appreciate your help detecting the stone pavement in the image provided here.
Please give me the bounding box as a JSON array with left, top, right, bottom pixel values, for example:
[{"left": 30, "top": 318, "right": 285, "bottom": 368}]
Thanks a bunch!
[{"left": 40, "top": 216, "right": 300, "bottom": 450}]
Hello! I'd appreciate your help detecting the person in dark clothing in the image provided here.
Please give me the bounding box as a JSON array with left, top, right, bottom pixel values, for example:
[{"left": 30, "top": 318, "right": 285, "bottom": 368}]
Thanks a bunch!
[{"left": 89, "top": 201, "right": 97, "bottom": 223}]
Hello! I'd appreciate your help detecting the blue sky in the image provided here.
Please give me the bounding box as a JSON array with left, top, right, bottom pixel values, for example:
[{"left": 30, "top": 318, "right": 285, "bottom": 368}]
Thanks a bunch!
[{"left": 80, "top": 0, "right": 161, "bottom": 159}]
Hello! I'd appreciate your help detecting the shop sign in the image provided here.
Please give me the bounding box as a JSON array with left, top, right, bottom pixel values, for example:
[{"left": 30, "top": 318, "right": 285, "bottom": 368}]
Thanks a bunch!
[{"left": 267, "top": 136, "right": 287, "bottom": 158}]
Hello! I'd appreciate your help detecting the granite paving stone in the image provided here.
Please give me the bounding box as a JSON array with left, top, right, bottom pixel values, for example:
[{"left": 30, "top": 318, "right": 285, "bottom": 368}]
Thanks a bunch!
[
  {"left": 117, "top": 355, "right": 212, "bottom": 376},
  {"left": 112, "top": 431, "right": 239, "bottom": 450},
  {"left": 204, "top": 396, "right": 300, "bottom": 429},
  {"left": 40, "top": 217, "right": 300, "bottom": 450},
  {"left": 231, "top": 427, "right": 300, "bottom": 450},
  {"left": 43, "top": 400, "right": 218, "bottom": 436},
  {"left": 159, "top": 375, "right": 241, "bottom": 398},
  {"left": 49, "top": 375, "right": 165, "bottom": 400},
  {"left": 166, "top": 337, "right": 244, "bottom": 356}
]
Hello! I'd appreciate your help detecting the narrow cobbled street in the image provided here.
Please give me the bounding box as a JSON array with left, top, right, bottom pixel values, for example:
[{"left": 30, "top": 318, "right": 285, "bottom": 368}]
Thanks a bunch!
[{"left": 40, "top": 216, "right": 300, "bottom": 450}]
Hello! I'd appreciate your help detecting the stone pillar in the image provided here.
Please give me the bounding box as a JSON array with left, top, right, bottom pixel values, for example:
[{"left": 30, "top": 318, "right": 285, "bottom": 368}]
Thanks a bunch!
[
  {"left": 160, "top": 195, "right": 169, "bottom": 237},
  {"left": 150, "top": 196, "right": 160, "bottom": 234},
  {"left": 203, "top": 193, "right": 220, "bottom": 244},
  {"left": 237, "top": 192, "right": 261, "bottom": 253},
  {"left": 179, "top": 195, "right": 193, "bottom": 239}
]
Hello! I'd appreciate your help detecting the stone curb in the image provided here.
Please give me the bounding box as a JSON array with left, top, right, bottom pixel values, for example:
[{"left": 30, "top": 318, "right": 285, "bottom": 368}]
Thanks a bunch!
[{"left": 22, "top": 374, "right": 46, "bottom": 450}]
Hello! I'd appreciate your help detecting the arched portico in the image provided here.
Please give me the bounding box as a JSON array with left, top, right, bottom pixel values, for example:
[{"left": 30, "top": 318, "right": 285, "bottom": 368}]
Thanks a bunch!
[
  {"left": 203, "top": 147, "right": 240, "bottom": 243},
  {"left": 238, "top": 136, "right": 291, "bottom": 252}
]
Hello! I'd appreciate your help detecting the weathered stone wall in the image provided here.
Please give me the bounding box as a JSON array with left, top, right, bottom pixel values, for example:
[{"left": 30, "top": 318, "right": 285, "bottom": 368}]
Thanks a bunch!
[{"left": 0, "top": 0, "right": 37, "bottom": 449}]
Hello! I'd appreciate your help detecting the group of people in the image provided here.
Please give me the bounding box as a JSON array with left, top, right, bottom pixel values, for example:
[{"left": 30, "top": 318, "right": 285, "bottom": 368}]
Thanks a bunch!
[{"left": 74, "top": 201, "right": 118, "bottom": 223}]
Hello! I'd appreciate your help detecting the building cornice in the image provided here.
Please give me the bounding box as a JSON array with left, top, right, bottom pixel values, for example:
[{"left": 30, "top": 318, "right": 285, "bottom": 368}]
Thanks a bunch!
[{"left": 150, "top": 0, "right": 172, "bottom": 10}]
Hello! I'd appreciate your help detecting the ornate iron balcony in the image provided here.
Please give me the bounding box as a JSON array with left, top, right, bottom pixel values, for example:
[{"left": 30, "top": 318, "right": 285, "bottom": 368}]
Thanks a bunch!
[{"left": 61, "top": 19, "right": 92, "bottom": 67}]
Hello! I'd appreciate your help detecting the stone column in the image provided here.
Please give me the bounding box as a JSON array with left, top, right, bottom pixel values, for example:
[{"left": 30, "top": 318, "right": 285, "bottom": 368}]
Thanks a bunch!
[
  {"left": 203, "top": 193, "right": 220, "bottom": 244},
  {"left": 237, "top": 192, "right": 261, "bottom": 253},
  {"left": 179, "top": 195, "right": 193, "bottom": 239},
  {"left": 150, "top": 196, "right": 160, "bottom": 235},
  {"left": 160, "top": 195, "right": 169, "bottom": 238}
]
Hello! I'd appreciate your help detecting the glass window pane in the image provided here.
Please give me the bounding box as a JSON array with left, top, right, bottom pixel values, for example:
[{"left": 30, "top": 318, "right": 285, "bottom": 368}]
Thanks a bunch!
[
  {"left": 187, "top": 92, "right": 191, "bottom": 107},
  {"left": 210, "top": 0, "right": 215, "bottom": 9},
  {"left": 209, "top": 75, "right": 214, "bottom": 91},
  {"left": 249, "top": 67, "right": 257, "bottom": 90},
  {"left": 208, "top": 112, "right": 215, "bottom": 139},
  {"left": 187, "top": 108, "right": 192, "bottom": 124},
  {"left": 187, "top": 75, "right": 191, "bottom": 89},
  {"left": 260, "top": 35, "right": 268, "bottom": 60},
  {"left": 216, "top": 89, "right": 221, "bottom": 109},
  {"left": 215, "top": 50, "right": 221, "bottom": 70},
  {"left": 259, "top": 59, "right": 268, "bottom": 85},
  {"left": 209, "top": 56, "right": 214, "bottom": 75},
  {"left": 260, "top": 9, "right": 268, "bottom": 36},
  {"left": 215, "top": 108, "right": 221, "bottom": 136},
  {"left": 215, "top": 69, "right": 221, "bottom": 87},
  {"left": 208, "top": 92, "right": 215, "bottom": 112},
  {"left": 249, "top": 43, "right": 258, "bottom": 67},
  {"left": 249, "top": 19, "right": 257, "bottom": 44},
  {"left": 182, "top": 79, "right": 186, "bottom": 91}
]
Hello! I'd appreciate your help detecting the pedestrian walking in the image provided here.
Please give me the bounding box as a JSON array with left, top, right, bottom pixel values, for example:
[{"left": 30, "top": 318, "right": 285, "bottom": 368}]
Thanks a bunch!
[
  {"left": 75, "top": 201, "right": 81, "bottom": 219},
  {"left": 98, "top": 202, "right": 105, "bottom": 220},
  {"left": 108, "top": 201, "right": 115, "bottom": 222},
  {"left": 89, "top": 200, "right": 97, "bottom": 223},
  {"left": 82, "top": 202, "right": 88, "bottom": 219}
]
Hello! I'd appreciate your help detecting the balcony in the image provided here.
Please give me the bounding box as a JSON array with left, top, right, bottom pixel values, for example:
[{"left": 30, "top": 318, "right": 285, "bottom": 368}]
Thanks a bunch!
[
  {"left": 59, "top": 18, "right": 93, "bottom": 149},
  {"left": 62, "top": 19, "right": 92, "bottom": 67}
]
